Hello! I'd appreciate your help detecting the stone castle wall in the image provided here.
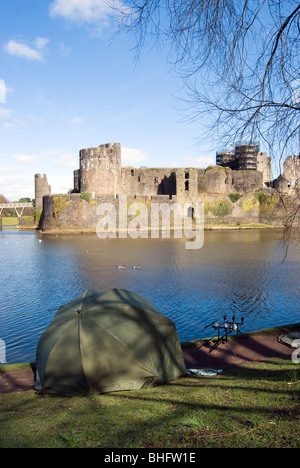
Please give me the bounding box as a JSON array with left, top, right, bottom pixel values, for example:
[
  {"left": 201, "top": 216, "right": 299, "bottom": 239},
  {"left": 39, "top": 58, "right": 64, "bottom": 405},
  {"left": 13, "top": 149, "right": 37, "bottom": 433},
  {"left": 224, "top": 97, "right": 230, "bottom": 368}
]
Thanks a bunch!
[
  {"left": 216, "top": 143, "right": 272, "bottom": 185},
  {"left": 35, "top": 174, "right": 51, "bottom": 212},
  {"left": 273, "top": 155, "right": 300, "bottom": 194},
  {"left": 257, "top": 152, "right": 272, "bottom": 184},
  {"left": 36, "top": 142, "right": 299, "bottom": 231},
  {"left": 39, "top": 191, "right": 289, "bottom": 233},
  {"left": 76, "top": 143, "right": 121, "bottom": 196},
  {"left": 71, "top": 142, "right": 272, "bottom": 200},
  {"left": 119, "top": 167, "right": 176, "bottom": 197}
]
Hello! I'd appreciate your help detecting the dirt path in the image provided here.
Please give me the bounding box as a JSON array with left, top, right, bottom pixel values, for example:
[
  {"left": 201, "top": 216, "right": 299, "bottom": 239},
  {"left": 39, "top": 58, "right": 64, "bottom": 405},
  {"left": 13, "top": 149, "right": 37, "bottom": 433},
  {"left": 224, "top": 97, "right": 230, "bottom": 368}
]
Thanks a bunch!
[
  {"left": 182, "top": 329, "right": 297, "bottom": 370},
  {"left": 0, "top": 327, "right": 298, "bottom": 394}
]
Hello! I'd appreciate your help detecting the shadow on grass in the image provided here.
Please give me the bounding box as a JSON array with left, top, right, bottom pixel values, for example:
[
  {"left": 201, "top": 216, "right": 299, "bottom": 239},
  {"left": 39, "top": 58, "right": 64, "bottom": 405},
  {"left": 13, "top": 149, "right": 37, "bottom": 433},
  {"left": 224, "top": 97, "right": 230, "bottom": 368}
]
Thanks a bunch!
[{"left": 1, "top": 325, "right": 299, "bottom": 448}]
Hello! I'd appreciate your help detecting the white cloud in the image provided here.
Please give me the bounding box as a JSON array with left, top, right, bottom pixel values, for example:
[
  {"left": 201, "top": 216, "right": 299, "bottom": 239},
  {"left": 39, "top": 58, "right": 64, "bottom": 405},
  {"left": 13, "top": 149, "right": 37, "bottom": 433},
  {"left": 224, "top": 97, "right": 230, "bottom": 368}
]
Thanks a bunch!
[
  {"left": 5, "top": 86, "right": 15, "bottom": 96},
  {"left": 49, "top": 0, "right": 121, "bottom": 35},
  {"left": 3, "top": 122, "right": 15, "bottom": 130},
  {"left": 13, "top": 154, "right": 39, "bottom": 163},
  {"left": 184, "top": 155, "right": 216, "bottom": 168},
  {"left": 0, "top": 176, "right": 34, "bottom": 201},
  {"left": 2, "top": 117, "right": 27, "bottom": 130},
  {"left": 122, "top": 147, "right": 149, "bottom": 166},
  {"left": 55, "top": 152, "right": 77, "bottom": 167},
  {"left": 0, "top": 167, "right": 19, "bottom": 175},
  {"left": 3, "top": 38, "right": 49, "bottom": 61},
  {"left": 0, "top": 167, "right": 34, "bottom": 200},
  {"left": 0, "top": 79, "right": 6, "bottom": 104},
  {"left": 42, "top": 149, "right": 61, "bottom": 157},
  {"left": 60, "top": 43, "right": 72, "bottom": 57},
  {"left": 35, "top": 37, "right": 50, "bottom": 49},
  {"left": 68, "top": 117, "right": 85, "bottom": 124},
  {"left": 28, "top": 114, "right": 44, "bottom": 123},
  {"left": 49, "top": 0, "right": 112, "bottom": 23},
  {"left": 0, "top": 107, "right": 12, "bottom": 119}
]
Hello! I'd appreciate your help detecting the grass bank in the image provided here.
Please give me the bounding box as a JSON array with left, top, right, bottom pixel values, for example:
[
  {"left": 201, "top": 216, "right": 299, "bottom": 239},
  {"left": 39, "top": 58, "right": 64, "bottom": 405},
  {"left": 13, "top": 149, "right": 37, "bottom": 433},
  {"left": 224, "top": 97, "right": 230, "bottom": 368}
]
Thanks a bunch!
[
  {"left": 40, "top": 223, "right": 282, "bottom": 236},
  {"left": 0, "top": 350, "right": 299, "bottom": 447},
  {"left": 1, "top": 217, "right": 36, "bottom": 229},
  {"left": 1, "top": 217, "right": 18, "bottom": 226}
]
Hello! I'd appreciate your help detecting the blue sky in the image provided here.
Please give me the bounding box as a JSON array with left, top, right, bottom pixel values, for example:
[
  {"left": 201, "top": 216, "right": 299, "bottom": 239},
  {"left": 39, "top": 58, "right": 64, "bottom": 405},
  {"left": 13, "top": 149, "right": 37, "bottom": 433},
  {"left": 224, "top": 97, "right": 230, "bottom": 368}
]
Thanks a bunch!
[{"left": 0, "top": 0, "right": 218, "bottom": 201}]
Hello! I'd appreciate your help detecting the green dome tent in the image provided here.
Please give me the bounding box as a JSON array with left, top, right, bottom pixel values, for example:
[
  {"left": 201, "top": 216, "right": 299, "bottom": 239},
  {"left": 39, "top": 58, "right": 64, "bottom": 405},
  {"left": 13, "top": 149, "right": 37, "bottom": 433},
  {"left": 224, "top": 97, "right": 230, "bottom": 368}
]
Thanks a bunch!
[{"left": 34, "top": 289, "right": 187, "bottom": 396}]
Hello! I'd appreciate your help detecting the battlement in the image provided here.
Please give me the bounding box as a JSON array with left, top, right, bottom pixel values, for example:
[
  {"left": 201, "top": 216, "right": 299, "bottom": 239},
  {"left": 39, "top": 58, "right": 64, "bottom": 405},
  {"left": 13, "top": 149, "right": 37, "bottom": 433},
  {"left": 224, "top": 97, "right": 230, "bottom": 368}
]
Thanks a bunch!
[
  {"left": 35, "top": 173, "right": 48, "bottom": 181},
  {"left": 77, "top": 143, "right": 121, "bottom": 195},
  {"left": 35, "top": 173, "right": 51, "bottom": 212},
  {"left": 80, "top": 143, "right": 121, "bottom": 161}
]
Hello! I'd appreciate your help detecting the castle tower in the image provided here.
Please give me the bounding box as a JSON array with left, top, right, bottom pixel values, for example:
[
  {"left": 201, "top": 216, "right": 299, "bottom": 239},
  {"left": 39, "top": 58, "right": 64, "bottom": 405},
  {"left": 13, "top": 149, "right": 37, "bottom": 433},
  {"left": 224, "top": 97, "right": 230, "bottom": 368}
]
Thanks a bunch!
[
  {"left": 176, "top": 168, "right": 198, "bottom": 199},
  {"left": 257, "top": 151, "right": 272, "bottom": 185},
  {"left": 35, "top": 174, "right": 51, "bottom": 213},
  {"left": 216, "top": 150, "right": 236, "bottom": 169},
  {"left": 235, "top": 143, "right": 259, "bottom": 171},
  {"left": 77, "top": 143, "right": 121, "bottom": 197}
]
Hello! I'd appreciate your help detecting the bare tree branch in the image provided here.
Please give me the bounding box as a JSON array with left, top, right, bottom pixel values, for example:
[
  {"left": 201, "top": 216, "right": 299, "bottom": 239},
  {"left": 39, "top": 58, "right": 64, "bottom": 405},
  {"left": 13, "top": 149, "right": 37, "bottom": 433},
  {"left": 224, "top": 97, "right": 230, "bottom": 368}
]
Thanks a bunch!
[
  {"left": 115, "top": 0, "right": 300, "bottom": 240},
  {"left": 116, "top": 0, "right": 299, "bottom": 159}
]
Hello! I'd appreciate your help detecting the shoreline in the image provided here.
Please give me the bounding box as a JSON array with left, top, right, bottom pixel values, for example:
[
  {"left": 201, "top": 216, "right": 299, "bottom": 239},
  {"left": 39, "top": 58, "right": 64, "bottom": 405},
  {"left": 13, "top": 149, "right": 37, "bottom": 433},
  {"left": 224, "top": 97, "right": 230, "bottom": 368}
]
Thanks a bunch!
[
  {"left": 16, "top": 222, "right": 284, "bottom": 235},
  {"left": 1, "top": 322, "right": 299, "bottom": 370}
]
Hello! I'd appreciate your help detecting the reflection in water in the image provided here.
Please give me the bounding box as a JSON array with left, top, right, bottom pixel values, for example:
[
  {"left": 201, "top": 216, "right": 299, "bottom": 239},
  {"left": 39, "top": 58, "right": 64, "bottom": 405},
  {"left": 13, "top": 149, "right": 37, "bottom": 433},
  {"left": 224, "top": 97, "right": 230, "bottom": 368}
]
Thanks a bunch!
[{"left": 0, "top": 228, "right": 299, "bottom": 363}]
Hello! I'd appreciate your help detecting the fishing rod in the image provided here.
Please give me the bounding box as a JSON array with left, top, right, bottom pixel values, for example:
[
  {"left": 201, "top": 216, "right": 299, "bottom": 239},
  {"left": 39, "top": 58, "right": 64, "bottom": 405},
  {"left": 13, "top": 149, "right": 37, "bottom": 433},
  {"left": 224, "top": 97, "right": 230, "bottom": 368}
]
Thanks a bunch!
[{"left": 204, "top": 314, "right": 247, "bottom": 355}]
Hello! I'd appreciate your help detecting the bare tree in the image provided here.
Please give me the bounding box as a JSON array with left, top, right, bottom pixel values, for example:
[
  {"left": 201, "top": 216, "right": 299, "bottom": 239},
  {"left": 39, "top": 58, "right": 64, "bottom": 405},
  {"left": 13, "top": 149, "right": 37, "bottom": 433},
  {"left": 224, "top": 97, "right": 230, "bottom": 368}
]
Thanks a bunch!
[
  {"left": 116, "top": 0, "right": 300, "bottom": 236},
  {"left": 117, "top": 0, "right": 299, "bottom": 161}
]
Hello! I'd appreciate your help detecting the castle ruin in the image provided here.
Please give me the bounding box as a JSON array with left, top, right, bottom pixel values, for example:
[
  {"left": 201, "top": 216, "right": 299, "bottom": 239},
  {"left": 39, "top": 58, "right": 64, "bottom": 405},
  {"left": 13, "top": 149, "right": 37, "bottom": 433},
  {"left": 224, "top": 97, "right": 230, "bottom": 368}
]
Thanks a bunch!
[
  {"left": 273, "top": 155, "right": 300, "bottom": 194},
  {"left": 216, "top": 142, "right": 272, "bottom": 185},
  {"left": 35, "top": 142, "right": 299, "bottom": 231},
  {"left": 35, "top": 174, "right": 51, "bottom": 212},
  {"left": 70, "top": 142, "right": 271, "bottom": 200},
  {"left": 74, "top": 143, "right": 122, "bottom": 197}
]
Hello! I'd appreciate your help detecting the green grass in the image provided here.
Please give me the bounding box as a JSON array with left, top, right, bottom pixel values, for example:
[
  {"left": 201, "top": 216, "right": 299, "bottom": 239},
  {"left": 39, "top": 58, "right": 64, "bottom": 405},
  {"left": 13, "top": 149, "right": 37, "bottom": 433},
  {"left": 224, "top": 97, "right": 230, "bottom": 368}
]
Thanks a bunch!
[
  {"left": 0, "top": 357, "right": 299, "bottom": 448},
  {"left": 2, "top": 217, "right": 18, "bottom": 226},
  {"left": 1, "top": 217, "right": 35, "bottom": 225}
]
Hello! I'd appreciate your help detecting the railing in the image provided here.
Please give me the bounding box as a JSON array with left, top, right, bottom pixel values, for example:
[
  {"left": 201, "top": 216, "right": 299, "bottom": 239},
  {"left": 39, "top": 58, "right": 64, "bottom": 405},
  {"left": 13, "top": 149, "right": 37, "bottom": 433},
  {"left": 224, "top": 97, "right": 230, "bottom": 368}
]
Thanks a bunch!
[
  {"left": 0, "top": 203, "right": 33, "bottom": 208},
  {"left": 0, "top": 202, "right": 34, "bottom": 217}
]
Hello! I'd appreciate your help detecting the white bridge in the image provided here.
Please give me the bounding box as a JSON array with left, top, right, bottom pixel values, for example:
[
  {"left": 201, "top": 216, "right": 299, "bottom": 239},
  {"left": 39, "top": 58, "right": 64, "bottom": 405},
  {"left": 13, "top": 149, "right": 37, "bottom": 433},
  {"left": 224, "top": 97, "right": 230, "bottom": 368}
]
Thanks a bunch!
[{"left": 0, "top": 202, "right": 34, "bottom": 218}]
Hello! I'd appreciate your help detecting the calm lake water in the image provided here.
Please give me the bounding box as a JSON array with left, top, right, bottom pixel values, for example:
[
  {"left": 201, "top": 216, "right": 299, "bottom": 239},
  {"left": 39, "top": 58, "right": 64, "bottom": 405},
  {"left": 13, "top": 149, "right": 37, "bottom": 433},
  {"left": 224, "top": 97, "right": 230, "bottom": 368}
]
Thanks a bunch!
[{"left": 0, "top": 228, "right": 299, "bottom": 363}]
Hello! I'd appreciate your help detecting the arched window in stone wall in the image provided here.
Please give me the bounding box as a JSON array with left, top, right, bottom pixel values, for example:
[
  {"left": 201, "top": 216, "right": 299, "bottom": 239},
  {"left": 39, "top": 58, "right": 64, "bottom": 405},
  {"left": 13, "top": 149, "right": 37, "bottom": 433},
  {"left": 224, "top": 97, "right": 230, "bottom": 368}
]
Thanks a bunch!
[{"left": 187, "top": 206, "right": 194, "bottom": 218}]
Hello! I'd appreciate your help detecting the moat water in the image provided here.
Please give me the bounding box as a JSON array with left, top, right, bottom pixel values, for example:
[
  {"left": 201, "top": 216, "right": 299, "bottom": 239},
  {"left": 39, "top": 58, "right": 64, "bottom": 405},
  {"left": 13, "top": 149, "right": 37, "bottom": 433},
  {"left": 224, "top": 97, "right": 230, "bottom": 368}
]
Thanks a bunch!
[{"left": 0, "top": 228, "right": 299, "bottom": 364}]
